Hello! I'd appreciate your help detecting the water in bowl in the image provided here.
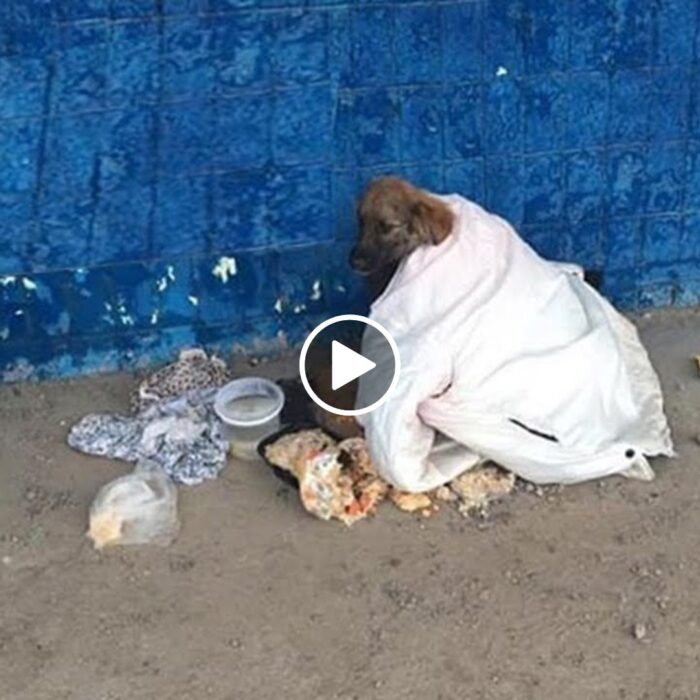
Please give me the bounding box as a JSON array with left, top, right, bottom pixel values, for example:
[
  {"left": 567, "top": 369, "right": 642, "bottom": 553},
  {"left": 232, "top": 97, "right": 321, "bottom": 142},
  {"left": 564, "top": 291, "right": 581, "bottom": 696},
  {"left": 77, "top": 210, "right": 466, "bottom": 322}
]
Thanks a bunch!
[{"left": 224, "top": 394, "right": 279, "bottom": 423}]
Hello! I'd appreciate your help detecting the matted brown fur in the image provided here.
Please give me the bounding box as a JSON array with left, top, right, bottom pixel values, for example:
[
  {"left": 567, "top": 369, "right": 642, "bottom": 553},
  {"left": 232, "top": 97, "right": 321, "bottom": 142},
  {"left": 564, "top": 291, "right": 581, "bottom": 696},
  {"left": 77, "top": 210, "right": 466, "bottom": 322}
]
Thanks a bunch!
[{"left": 350, "top": 177, "right": 455, "bottom": 277}]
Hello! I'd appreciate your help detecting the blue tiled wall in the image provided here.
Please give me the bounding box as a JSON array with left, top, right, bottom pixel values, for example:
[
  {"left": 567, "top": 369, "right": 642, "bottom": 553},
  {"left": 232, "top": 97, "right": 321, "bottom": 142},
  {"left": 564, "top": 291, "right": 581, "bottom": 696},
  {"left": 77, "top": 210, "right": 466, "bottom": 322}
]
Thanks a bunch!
[{"left": 1, "top": 0, "right": 700, "bottom": 380}]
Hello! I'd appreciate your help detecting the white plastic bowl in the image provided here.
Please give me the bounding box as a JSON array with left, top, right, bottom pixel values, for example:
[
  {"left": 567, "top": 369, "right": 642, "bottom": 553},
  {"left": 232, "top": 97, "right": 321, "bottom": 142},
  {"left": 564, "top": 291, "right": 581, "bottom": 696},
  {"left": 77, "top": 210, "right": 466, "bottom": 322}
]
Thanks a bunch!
[{"left": 214, "top": 377, "right": 285, "bottom": 460}]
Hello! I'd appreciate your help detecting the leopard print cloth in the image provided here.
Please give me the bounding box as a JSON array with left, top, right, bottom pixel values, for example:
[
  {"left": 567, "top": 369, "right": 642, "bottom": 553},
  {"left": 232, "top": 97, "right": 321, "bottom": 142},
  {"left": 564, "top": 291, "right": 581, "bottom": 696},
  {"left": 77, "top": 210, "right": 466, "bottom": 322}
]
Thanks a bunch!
[{"left": 130, "top": 349, "right": 231, "bottom": 414}]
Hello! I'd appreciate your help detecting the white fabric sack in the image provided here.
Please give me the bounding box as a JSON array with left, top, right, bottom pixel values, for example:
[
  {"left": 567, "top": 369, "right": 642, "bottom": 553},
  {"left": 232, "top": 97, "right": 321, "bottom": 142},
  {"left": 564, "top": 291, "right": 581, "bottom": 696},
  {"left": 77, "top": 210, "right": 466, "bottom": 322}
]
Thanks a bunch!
[{"left": 357, "top": 195, "right": 674, "bottom": 492}]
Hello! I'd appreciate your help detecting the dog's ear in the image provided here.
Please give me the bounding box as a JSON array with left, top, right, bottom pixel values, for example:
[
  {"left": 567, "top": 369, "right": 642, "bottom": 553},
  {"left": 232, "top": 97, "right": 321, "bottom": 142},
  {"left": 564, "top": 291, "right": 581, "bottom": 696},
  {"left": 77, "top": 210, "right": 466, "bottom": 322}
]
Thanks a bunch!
[{"left": 410, "top": 197, "right": 454, "bottom": 245}]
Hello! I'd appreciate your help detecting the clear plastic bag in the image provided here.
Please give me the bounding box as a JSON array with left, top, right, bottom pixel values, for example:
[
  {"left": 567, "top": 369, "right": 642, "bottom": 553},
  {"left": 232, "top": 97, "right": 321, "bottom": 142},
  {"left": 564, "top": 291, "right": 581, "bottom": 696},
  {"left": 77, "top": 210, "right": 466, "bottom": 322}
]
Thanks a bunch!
[{"left": 87, "top": 465, "right": 179, "bottom": 549}]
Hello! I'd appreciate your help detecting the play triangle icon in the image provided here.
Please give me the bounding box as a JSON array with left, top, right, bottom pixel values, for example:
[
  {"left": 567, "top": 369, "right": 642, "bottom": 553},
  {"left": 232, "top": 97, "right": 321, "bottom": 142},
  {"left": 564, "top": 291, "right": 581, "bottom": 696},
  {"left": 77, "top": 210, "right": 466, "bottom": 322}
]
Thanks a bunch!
[{"left": 331, "top": 340, "right": 377, "bottom": 391}]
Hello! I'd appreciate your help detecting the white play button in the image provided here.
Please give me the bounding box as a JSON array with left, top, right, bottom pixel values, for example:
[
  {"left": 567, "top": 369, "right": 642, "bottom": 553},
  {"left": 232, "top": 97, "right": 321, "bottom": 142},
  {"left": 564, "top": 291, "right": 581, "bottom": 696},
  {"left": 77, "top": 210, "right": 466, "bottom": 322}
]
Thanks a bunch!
[
  {"left": 299, "top": 314, "right": 400, "bottom": 417},
  {"left": 331, "top": 340, "right": 376, "bottom": 390}
]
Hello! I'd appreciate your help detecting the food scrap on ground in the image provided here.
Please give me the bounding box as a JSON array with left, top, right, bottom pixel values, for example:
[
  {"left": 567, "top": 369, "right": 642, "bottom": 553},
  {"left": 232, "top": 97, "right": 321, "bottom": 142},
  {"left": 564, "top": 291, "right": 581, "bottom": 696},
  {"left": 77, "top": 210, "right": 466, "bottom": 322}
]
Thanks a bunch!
[
  {"left": 264, "top": 430, "right": 388, "bottom": 525},
  {"left": 449, "top": 466, "right": 516, "bottom": 517},
  {"left": 264, "top": 429, "right": 517, "bottom": 525},
  {"left": 388, "top": 490, "right": 433, "bottom": 513}
]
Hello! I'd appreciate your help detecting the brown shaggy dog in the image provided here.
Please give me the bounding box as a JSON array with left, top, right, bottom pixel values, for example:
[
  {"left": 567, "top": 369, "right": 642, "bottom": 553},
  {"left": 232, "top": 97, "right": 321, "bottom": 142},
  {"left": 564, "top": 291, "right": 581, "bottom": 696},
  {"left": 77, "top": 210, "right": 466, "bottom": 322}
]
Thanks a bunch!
[{"left": 350, "top": 177, "right": 455, "bottom": 285}]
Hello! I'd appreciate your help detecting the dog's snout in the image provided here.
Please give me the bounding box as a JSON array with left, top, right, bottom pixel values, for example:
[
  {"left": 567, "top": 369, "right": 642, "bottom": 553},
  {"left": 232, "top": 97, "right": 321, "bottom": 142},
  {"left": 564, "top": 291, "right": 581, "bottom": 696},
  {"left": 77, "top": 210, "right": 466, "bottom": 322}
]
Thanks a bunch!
[{"left": 349, "top": 246, "right": 371, "bottom": 273}]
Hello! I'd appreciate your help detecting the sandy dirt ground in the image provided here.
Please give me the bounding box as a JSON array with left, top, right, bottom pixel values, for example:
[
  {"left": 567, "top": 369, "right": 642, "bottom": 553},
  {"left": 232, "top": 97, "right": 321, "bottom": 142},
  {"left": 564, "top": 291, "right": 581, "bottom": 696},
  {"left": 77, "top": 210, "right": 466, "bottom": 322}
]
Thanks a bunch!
[{"left": 2, "top": 309, "right": 700, "bottom": 700}]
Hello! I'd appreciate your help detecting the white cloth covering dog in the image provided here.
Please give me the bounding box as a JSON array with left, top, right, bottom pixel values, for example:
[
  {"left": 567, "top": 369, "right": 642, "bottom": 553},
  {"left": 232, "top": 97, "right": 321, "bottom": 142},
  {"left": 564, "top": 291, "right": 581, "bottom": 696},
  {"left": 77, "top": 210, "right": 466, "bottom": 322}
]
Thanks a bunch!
[{"left": 357, "top": 195, "right": 674, "bottom": 492}]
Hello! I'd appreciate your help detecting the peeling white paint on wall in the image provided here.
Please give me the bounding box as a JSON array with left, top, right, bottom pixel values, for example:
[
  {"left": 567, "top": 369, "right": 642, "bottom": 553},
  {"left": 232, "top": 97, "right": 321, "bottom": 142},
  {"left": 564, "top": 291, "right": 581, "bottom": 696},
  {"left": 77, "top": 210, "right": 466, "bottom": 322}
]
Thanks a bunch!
[
  {"left": 0, "top": 276, "right": 16, "bottom": 286},
  {"left": 293, "top": 303, "right": 306, "bottom": 314},
  {"left": 157, "top": 266, "right": 177, "bottom": 292},
  {"left": 274, "top": 298, "right": 283, "bottom": 314},
  {"left": 496, "top": 66, "right": 509, "bottom": 77},
  {"left": 310, "top": 279, "right": 322, "bottom": 301},
  {"left": 14, "top": 310, "right": 24, "bottom": 316},
  {"left": 21, "top": 278, "right": 37, "bottom": 291},
  {"left": 212, "top": 256, "right": 237, "bottom": 283},
  {"left": 188, "top": 296, "right": 199, "bottom": 306},
  {"left": 151, "top": 310, "right": 159, "bottom": 325},
  {"left": 334, "top": 283, "right": 347, "bottom": 293}
]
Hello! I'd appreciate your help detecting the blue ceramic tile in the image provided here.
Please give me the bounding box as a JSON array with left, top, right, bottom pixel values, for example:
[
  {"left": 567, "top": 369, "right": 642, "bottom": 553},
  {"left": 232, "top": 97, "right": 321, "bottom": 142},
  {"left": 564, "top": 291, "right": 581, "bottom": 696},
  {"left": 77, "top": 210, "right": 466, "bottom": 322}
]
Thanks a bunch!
[
  {"left": 444, "top": 159, "right": 485, "bottom": 203},
  {"left": 53, "top": 24, "right": 108, "bottom": 114},
  {"left": 37, "top": 197, "right": 92, "bottom": 270},
  {"left": 0, "top": 118, "right": 41, "bottom": 193},
  {"left": 445, "top": 83, "right": 482, "bottom": 159},
  {"left": 567, "top": 220, "right": 605, "bottom": 268},
  {"left": 570, "top": 0, "right": 612, "bottom": 69},
  {"left": 94, "top": 262, "right": 155, "bottom": 332},
  {"left": 646, "top": 143, "right": 684, "bottom": 215},
  {"left": 150, "top": 259, "right": 198, "bottom": 328},
  {"left": 608, "top": 1, "right": 652, "bottom": 68},
  {"left": 328, "top": 9, "right": 352, "bottom": 84},
  {"left": 207, "top": 0, "right": 256, "bottom": 9},
  {"left": 212, "top": 170, "right": 272, "bottom": 250},
  {"left": 647, "top": 68, "right": 691, "bottom": 141},
  {"left": 442, "top": 2, "right": 482, "bottom": 81},
  {"left": 651, "top": 0, "right": 696, "bottom": 66},
  {"left": 565, "top": 150, "right": 607, "bottom": 224},
  {"left": 522, "top": 0, "right": 568, "bottom": 74},
  {"left": 399, "top": 87, "right": 445, "bottom": 163},
  {"left": 485, "top": 156, "right": 524, "bottom": 225},
  {"left": 681, "top": 214, "right": 700, "bottom": 260},
  {"left": 41, "top": 113, "right": 106, "bottom": 199},
  {"left": 638, "top": 284, "right": 673, "bottom": 309},
  {"left": 394, "top": 6, "right": 442, "bottom": 84},
  {"left": 212, "top": 12, "right": 273, "bottom": 92},
  {"left": 609, "top": 69, "right": 649, "bottom": 143},
  {"left": 276, "top": 245, "right": 329, "bottom": 316},
  {"left": 331, "top": 169, "right": 360, "bottom": 241},
  {"left": 273, "top": 10, "right": 327, "bottom": 85},
  {"left": 90, "top": 184, "right": 153, "bottom": 265},
  {"left": 266, "top": 166, "right": 331, "bottom": 245},
  {"left": 523, "top": 153, "right": 565, "bottom": 225},
  {"left": 606, "top": 219, "right": 641, "bottom": 270},
  {"left": 523, "top": 75, "right": 568, "bottom": 152},
  {"left": 215, "top": 93, "right": 272, "bottom": 168},
  {"left": 162, "top": 0, "right": 202, "bottom": 13},
  {"left": 350, "top": 8, "right": 396, "bottom": 87},
  {"left": 522, "top": 224, "right": 565, "bottom": 261},
  {"left": 10, "top": 21, "right": 54, "bottom": 59},
  {"left": 400, "top": 164, "right": 445, "bottom": 194},
  {"left": 53, "top": 0, "right": 108, "bottom": 21},
  {"left": 272, "top": 86, "right": 332, "bottom": 165},
  {"left": 692, "top": 73, "right": 700, "bottom": 139},
  {"left": 111, "top": 0, "right": 156, "bottom": 18},
  {"left": 332, "top": 91, "right": 356, "bottom": 166},
  {"left": 483, "top": 78, "right": 522, "bottom": 155},
  {"left": 353, "top": 89, "right": 401, "bottom": 166},
  {"left": 0, "top": 194, "right": 30, "bottom": 274},
  {"left": 564, "top": 72, "right": 608, "bottom": 148},
  {"left": 153, "top": 176, "right": 210, "bottom": 256},
  {"left": 101, "top": 110, "right": 156, "bottom": 192},
  {"left": 194, "top": 251, "right": 277, "bottom": 325},
  {"left": 159, "top": 103, "right": 214, "bottom": 174},
  {"left": 686, "top": 142, "right": 700, "bottom": 211},
  {"left": 0, "top": 57, "right": 48, "bottom": 119},
  {"left": 644, "top": 216, "right": 682, "bottom": 264},
  {"left": 483, "top": 0, "right": 525, "bottom": 75},
  {"left": 608, "top": 147, "right": 646, "bottom": 216},
  {"left": 106, "top": 20, "right": 160, "bottom": 107},
  {"left": 162, "top": 17, "right": 213, "bottom": 100}
]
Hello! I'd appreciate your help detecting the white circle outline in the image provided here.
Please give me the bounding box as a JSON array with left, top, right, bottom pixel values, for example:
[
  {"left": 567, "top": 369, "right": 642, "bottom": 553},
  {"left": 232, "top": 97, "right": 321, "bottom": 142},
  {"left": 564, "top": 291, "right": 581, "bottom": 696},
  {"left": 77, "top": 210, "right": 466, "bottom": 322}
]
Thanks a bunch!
[{"left": 298, "top": 314, "right": 401, "bottom": 417}]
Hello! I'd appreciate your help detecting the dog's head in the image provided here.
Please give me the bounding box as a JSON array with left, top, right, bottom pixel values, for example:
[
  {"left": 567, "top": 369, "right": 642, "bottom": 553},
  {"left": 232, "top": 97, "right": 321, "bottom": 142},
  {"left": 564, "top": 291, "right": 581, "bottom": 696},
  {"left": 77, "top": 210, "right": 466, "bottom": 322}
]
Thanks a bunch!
[{"left": 350, "top": 177, "right": 454, "bottom": 275}]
